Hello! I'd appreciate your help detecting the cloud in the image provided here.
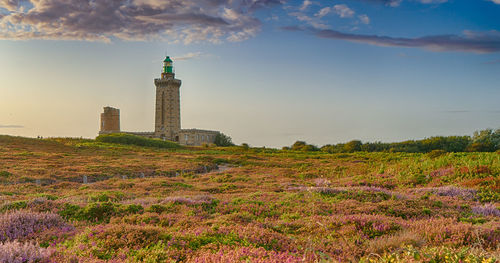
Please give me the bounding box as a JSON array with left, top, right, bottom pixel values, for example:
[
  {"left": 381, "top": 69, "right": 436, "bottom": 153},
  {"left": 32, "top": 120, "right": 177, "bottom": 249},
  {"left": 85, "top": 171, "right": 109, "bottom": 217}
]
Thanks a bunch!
[
  {"left": 0, "top": 0, "right": 282, "bottom": 43},
  {"left": 173, "top": 52, "right": 205, "bottom": 61},
  {"left": 358, "top": 14, "right": 370, "bottom": 24},
  {"left": 313, "top": 29, "right": 500, "bottom": 53},
  {"left": 333, "top": 4, "right": 355, "bottom": 18},
  {"left": 312, "top": 5, "right": 356, "bottom": 20},
  {"left": 289, "top": 12, "right": 328, "bottom": 29},
  {"left": 0, "top": 124, "right": 23, "bottom": 128},
  {"left": 357, "top": 0, "right": 402, "bottom": 7},
  {"left": 315, "top": 7, "right": 331, "bottom": 18},
  {"left": 418, "top": 0, "right": 447, "bottom": 3},
  {"left": 299, "top": 0, "right": 312, "bottom": 11},
  {"left": 489, "top": 0, "right": 500, "bottom": 4},
  {"left": 359, "top": 0, "right": 450, "bottom": 6}
]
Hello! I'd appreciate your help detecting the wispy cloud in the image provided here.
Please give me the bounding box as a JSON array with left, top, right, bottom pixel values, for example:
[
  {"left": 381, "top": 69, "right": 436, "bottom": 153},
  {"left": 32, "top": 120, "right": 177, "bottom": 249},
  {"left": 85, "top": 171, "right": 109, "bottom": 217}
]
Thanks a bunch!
[
  {"left": 490, "top": 0, "right": 500, "bottom": 4},
  {"left": 358, "top": 14, "right": 370, "bottom": 24},
  {"left": 419, "top": 0, "right": 448, "bottom": 3},
  {"left": 0, "top": 0, "right": 283, "bottom": 43},
  {"left": 173, "top": 52, "right": 205, "bottom": 61},
  {"left": 359, "top": 0, "right": 450, "bottom": 6},
  {"left": 299, "top": 0, "right": 312, "bottom": 11},
  {"left": 312, "top": 29, "right": 500, "bottom": 53},
  {"left": 289, "top": 12, "right": 328, "bottom": 30},
  {"left": 315, "top": 7, "right": 331, "bottom": 18},
  {"left": 357, "top": 0, "right": 402, "bottom": 7},
  {"left": 0, "top": 124, "right": 23, "bottom": 128}
]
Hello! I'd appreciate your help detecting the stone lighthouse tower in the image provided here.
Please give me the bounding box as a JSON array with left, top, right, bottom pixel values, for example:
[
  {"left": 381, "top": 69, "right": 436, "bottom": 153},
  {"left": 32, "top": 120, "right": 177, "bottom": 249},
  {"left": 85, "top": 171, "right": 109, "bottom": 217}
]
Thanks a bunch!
[{"left": 154, "top": 56, "right": 181, "bottom": 141}]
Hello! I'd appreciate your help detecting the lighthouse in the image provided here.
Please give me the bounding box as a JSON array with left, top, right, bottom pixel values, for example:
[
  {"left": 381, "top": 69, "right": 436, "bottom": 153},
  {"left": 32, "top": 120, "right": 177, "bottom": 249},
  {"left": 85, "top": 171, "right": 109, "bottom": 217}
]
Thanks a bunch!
[
  {"left": 99, "top": 54, "right": 221, "bottom": 146},
  {"left": 154, "top": 56, "right": 181, "bottom": 141}
]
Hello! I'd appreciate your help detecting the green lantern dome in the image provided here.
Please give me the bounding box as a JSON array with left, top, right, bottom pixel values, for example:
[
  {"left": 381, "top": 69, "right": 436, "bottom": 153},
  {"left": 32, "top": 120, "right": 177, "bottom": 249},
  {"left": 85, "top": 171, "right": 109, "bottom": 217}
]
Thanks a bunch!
[
  {"left": 163, "top": 56, "right": 173, "bottom": 74},
  {"left": 164, "top": 56, "right": 173, "bottom": 63}
]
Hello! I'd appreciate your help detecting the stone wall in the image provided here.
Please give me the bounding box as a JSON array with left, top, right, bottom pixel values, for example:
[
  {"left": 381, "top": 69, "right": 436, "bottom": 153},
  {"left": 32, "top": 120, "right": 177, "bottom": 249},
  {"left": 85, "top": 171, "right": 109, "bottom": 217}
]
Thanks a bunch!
[{"left": 178, "top": 129, "right": 219, "bottom": 146}]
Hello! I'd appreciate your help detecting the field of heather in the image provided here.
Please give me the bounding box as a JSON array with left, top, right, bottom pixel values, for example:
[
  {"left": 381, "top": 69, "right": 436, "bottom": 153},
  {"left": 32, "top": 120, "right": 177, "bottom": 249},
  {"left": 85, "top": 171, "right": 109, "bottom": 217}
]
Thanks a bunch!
[{"left": 0, "top": 135, "right": 498, "bottom": 262}]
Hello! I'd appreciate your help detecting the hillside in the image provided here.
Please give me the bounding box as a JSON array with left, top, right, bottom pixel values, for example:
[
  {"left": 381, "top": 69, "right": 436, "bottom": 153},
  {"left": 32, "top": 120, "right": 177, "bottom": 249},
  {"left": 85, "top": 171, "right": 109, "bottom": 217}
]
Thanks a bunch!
[{"left": 0, "top": 135, "right": 498, "bottom": 262}]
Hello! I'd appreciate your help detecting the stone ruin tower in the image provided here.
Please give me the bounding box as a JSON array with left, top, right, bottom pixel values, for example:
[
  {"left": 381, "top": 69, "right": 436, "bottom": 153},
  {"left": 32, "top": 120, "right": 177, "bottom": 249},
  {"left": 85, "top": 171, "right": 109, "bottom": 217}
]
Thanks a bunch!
[
  {"left": 154, "top": 56, "right": 181, "bottom": 141},
  {"left": 99, "top": 106, "right": 120, "bottom": 134}
]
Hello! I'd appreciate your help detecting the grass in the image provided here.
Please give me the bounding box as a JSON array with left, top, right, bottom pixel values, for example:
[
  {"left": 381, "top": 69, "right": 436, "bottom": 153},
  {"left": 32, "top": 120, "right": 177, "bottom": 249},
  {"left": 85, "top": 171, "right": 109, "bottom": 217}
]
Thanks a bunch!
[{"left": 0, "top": 135, "right": 498, "bottom": 262}]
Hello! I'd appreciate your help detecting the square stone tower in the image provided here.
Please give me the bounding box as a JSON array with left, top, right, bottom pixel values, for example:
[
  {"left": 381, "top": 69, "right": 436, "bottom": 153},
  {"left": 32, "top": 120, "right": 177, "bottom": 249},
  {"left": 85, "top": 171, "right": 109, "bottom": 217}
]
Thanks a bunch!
[
  {"left": 99, "top": 106, "right": 120, "bottom": 134},
  {"left": 154, "top": 56, "right": 181, "bottom": 141}
]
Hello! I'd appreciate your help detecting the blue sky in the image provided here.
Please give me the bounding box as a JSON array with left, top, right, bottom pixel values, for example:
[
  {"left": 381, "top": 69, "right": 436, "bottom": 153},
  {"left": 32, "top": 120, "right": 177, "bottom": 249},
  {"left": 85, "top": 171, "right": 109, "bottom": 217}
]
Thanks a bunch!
[{"left": 0, "top": 0, "right": 499, "bottom": 147}]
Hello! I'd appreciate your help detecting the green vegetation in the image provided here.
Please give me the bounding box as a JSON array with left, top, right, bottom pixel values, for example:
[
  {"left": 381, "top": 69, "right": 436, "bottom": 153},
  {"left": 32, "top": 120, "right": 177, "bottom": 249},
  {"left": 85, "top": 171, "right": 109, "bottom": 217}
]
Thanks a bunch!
[
  {"left": 214, "top": 132, "right": 235, "bottom": 146},
  {"left": 289, "top": 128, "right": 500, "bottom": 153},
  {"left": 96, "top": 133, "right": 182, "bottom": 149},
  {"left": 0, "top": 134, "right": 497, "bottom": 262}
]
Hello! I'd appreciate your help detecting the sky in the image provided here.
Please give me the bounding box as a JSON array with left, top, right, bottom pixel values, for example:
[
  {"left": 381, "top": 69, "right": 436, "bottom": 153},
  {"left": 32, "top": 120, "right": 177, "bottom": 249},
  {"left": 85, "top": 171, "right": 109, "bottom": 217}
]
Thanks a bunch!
[{"left": 0, "top": 0, "right": 499, "bottom": 148}]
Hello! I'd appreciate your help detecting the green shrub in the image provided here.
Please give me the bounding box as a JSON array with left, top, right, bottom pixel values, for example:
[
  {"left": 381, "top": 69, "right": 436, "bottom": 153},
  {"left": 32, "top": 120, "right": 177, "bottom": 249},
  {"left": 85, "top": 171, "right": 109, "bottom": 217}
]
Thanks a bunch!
[
  {"left": 58, "top": 203, "right": 83, "bottom": 220},
  {"left": 466, "top": 142, "right": 495, "bottom": 152},
  {"left": 80, "top": 202, "right": 119, "bottom": 223},
  {"left": 477, "top": 188, "right": 500, "bottom": 203},
  {"left": 0, "top": 171, "right": 12, "bottom": 178},
  {"left": 427, "top": 149, "right": 446, "bottom": 158},
  {"left": 422, "top": 207, "right": 432, "bottom": 215},
  {"left": 344, "top": 140, "right": 362, "bottom": 152},
  {"left": 123, "top": 204, "right": 144, "bottom": 214},
  {"left": 96, "top": 133, "right": 181, "bottom": 149},
  {"left": 148, "top": 204, "right": 168, "bottom": 214},
  {"left": 290, "top": 141, "right": 319, "bottom": 151},
  {"left": 214, "top": 132, "right": 234, "bottom": 147},
  {"left": 0, "top": 200, "right": 27, "bottom": 212},
  {"left": 130, "top": 241, "right": 172, "bottom": 262},
  {"left": 88, "top": 191, "right": 124, "bottom": 202},
  {"left": 34, "top": 194, "right": 58, "bottom": 200}
]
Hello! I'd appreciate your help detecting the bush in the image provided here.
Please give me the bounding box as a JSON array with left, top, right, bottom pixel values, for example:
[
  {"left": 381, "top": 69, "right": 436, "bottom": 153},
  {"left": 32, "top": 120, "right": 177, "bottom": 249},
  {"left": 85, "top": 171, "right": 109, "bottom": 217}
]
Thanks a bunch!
[
  {"left": 58, "top": 203, "right": 82, "bottom": 221},
  {"left": 0, "top": 241, "right": 52, "bottom": 263},
  {"left": 240, "top": 143, "right": 250, "bottom": 150},
  {"left": 290, "top": 141, "right": 319, "bottom": 151},
  {"left": 427, "top": 149, "right": 446, "bottom": 158},
  {"left": 472, "top": 203, "right": 500, "bottom": 217},
  {"left": 362, "top": 245, "right": 497, "bottom": 263},
  {"left": 74, "top": 224, "right": 171, "bottom": 258},
  {"left": 60, "top": 202, "right": 146, "bottom": 223},
  {"left": 0, "top": 201, "right": 27, "bottom": 212},
  {"left": 214, "top": 133, "right": 234, "bottom": 147},
  {"left": 0, "top": 211, "right": 70, "bottom": 242},
  {"left": 477, "top": 189, "right": 500, "bottom": 203},
  {"left": 148, "top": 204, "right": 169, "bottom": 214},
  {"left": 96, "top": 133, "right": 181, "bottom": 149},
  {"left": 344, "top": 140, "right": 362, "bottom": 152},
  {"left": 466, "top": 142, "right": 495, "bottom": 152},
  {"left": 123, "top": 204, "right": 144, "bottom": 214},
  {"left": 0, "top": 171, "right": 12, "bottom": 178}
]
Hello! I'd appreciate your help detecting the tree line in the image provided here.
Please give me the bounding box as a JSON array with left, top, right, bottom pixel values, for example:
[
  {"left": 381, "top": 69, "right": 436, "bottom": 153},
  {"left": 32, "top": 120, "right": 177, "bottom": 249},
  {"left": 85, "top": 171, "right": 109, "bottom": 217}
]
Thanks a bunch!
[{"left": 285, "top": 128, "right": 500, "bottom": 153}]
